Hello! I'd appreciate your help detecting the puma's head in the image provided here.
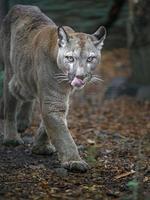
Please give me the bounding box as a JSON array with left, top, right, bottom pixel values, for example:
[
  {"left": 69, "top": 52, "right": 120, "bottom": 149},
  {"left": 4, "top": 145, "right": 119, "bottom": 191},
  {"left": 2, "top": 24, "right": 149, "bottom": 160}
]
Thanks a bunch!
[{"left": 56, "top": 26, "right": 106, "bottom": 89}]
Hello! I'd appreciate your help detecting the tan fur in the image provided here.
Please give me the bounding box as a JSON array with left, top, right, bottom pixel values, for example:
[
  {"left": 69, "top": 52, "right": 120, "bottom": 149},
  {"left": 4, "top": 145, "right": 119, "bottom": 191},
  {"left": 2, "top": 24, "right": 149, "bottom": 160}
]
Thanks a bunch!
[{"left": 0, "top": 5, "right": 106, "bottom": 172}]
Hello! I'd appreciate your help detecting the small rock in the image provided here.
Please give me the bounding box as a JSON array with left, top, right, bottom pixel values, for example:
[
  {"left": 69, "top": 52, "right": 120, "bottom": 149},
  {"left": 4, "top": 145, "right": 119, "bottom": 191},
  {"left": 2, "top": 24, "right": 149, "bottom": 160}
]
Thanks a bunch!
[
  {"left": 136, "top": 85, "right": 150, "bottom": 101},
  {"left": 105, "top": 149, "right": 112, "bottom": 154},
  {"left": 77, "top": 145, "right": 85, "bottom": 151},
  {"left": 22, "top": 135, "right": 33, "bottom": 144},
  {"left": 104, "top": 77, "right": 138, "bottom": 99},
  {"left": 95, "top": 130, "right": 109, "bottom": 140},
  {"left": 29, "top": 164, "right": 45, "bottom": 169},
  {"left": 55, "top": 168, "right": 68, "bottom": 177}
]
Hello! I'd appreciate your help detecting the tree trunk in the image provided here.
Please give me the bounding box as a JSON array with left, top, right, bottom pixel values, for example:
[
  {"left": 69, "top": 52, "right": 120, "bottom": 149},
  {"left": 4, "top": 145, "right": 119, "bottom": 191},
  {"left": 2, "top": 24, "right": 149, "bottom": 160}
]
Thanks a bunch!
[
  {"left": 0, "top": 0, "right": 8, "bottom": 26},
  {"left": 128, "top": 0, "right": 150, "bottom": 85},
  {"left": 0, "top": 0, "right": 8, "bottom": 118}
]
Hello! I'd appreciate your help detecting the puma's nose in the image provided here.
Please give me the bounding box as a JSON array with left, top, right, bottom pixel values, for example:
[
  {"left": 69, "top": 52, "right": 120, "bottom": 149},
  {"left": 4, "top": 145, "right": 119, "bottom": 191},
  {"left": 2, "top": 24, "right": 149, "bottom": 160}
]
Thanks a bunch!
[{"left": 76, "top": 75, "right": 85, "bottom": 80}]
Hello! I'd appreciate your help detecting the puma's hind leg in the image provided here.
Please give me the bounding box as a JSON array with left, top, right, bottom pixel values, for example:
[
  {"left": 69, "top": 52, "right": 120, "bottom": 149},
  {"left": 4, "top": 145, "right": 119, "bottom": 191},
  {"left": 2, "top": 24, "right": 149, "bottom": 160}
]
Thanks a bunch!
[
  {"left": 32, "top": 121, "right": 56, "bottom": 155},
  {"left": 17, "top": 101, "right": 34, "bottom": 133}
]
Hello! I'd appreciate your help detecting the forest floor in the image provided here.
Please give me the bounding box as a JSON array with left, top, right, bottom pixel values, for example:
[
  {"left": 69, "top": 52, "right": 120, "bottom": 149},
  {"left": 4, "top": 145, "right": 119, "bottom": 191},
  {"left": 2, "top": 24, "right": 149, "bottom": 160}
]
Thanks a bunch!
[{"left": 0, "top": 49, "right": 149, "bottom": 200}]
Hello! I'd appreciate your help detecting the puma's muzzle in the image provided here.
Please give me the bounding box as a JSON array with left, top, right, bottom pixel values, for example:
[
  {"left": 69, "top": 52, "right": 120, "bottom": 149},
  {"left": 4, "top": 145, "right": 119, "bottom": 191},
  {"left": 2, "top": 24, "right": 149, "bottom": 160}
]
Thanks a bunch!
[{"left": 71, "top": 76, "right": 84, "bottom": 88}]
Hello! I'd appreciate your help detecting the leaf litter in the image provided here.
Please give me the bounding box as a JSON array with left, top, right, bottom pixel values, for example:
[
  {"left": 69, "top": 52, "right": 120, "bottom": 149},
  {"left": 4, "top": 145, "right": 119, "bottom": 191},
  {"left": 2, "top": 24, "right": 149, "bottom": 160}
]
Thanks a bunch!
[{"left": 0, "top": 49, "right": 149, "bottom": 200}]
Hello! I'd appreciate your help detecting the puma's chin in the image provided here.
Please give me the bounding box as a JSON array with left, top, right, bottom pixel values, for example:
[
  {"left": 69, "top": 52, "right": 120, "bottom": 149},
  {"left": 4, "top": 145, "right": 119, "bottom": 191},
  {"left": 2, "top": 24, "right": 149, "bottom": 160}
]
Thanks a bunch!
[{"left": 73, "top": 84, "right": 85, "bottom": 90}]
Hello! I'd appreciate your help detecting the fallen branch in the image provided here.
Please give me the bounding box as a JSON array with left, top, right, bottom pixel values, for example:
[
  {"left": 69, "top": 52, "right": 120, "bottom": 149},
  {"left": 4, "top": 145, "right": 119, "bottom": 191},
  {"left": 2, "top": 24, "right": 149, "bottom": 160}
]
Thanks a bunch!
[{"left": 114, "top": 170, "right": 135, "bottom": 179}]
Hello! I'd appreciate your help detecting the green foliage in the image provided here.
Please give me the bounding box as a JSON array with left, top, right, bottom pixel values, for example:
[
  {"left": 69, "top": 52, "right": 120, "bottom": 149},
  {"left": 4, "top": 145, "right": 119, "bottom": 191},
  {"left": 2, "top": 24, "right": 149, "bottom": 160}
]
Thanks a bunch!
[
  {"left": 127, "top": 180, "right": 139, "bottom": 190},
  {"left": 86, "top": 146, "right": 97, "bottom": 165},
  {"left": 125, "top": 180, "right": 139, "bottom": 200}
]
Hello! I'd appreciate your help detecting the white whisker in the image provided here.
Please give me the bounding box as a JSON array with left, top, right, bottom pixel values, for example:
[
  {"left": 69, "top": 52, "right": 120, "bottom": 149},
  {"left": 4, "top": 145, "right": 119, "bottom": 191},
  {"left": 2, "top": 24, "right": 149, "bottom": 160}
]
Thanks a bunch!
[
  {"left": 58, "top": 78, "right": 69, "bottom": 83},
  {"left": 87, "top": 74, "right": 104, "bottom": 85},
  {"left": 54, "top": 72, "right": 67, "bottom": 78},
  {"left": 91, "top": 75, "right": 104, "bottom": 82},
  {"left": 54, "top": 73, "right": 68, "bottom": 83},
  {"left": 54, "top": 75, "right": 67, "bottom": 78},
  {"left": 54, "top": 74, "right": 66, "bottom": 77},
  {"left": 54, "top": 73, "right": 66, "bottom": 76},
  {"left": 90, "top": 80, "right": 99, "bottom": 85}
]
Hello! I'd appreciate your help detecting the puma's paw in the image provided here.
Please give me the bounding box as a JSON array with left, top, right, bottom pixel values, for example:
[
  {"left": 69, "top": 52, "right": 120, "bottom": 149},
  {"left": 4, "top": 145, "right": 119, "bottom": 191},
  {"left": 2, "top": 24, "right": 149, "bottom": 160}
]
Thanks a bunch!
[
  {"left": 17, "top": 118, "right": 31, "bottom": 133},
  {"left": 3, "top": 136, "right": 24, "bottom": 146},
  {"left": 62, "top": 160, "right": 89, "bottom": 173},
  {"left": 32, "top": 144, "right": 56, "bottom": 155}
]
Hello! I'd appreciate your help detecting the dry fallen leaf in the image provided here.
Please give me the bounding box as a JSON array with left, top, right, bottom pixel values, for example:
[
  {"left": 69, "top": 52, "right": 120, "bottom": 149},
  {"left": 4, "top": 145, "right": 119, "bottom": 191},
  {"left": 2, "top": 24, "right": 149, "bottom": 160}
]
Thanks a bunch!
[{"left": 87, "top": 139, "right": 96, "bottom": 145}]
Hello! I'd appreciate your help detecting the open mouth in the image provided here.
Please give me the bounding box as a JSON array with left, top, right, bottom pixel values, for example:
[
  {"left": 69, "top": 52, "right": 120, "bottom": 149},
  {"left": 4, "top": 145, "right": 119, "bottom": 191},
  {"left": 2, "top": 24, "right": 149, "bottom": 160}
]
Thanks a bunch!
[{"left": 71, "top": 76, "right": 85, "bottom": 88}]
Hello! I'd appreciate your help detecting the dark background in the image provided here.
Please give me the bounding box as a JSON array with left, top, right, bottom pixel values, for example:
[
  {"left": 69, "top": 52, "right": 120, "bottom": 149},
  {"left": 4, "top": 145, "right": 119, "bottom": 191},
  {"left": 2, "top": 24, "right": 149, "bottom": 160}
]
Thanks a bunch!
[{"left": 0, "top": 1, "right": 149, "bottom": 200}]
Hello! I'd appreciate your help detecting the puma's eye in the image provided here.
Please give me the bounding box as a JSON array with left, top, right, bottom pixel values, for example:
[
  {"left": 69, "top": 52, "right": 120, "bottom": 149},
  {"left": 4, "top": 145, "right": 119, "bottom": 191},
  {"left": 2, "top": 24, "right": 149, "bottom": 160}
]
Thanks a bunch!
[
  {"left": 65, "top": 56, "right": 74, "bottom": 62},
  {"left": 87, "top": 56, "right": 96, "bottom": 62}
]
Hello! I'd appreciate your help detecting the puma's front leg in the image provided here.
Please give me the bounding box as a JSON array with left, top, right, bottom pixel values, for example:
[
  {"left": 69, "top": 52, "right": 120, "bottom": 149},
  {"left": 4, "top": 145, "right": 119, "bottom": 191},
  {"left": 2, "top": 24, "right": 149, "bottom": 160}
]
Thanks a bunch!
[
  {"left": 17, "top": 101, "right": 34, "bottom": 133},
  {"left": 42, "top": 103, "right": 89, "bottom": 172},
  {"left": 32, "top": 120, "right": 56, "bottom": 155}
]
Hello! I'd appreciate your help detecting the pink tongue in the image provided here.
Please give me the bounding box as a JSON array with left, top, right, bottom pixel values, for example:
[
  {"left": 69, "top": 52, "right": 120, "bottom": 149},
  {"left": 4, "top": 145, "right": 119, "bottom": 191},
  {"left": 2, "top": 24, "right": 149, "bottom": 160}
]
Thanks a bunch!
[{"left": 71, "top": 77, "right": 84, "bottom": 87}]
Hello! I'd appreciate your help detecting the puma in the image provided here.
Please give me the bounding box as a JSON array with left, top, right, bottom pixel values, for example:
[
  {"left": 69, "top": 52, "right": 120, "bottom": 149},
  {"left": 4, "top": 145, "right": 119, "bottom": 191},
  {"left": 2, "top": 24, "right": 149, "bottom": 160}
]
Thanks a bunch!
[{"left": 0, "top": 5, "right": 106, "bottom": 172}]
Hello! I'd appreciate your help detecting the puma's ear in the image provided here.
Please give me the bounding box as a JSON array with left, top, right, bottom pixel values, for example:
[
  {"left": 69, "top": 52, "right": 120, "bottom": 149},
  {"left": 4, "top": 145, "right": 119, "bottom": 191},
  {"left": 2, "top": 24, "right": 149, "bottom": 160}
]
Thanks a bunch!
[
  {"left": 92, "top": 26, "right": 106, "bottom": 50},
  {"left": 57, "top": 26, "right": 69, "bottom": 47}
]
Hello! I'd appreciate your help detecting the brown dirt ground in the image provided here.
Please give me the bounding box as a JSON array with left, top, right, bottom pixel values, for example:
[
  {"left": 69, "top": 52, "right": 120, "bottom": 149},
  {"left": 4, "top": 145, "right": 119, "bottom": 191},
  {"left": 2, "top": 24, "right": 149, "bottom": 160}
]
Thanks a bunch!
[{"left": 0, "top": 49, "right": 149, "bottom": 200}]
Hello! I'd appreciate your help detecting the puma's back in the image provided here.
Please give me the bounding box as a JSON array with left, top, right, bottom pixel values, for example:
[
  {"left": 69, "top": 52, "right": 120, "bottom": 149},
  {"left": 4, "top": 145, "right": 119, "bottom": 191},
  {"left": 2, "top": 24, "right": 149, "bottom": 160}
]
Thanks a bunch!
[{"left": 0, "top": 5, "right": 55, "bottom": 65}]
